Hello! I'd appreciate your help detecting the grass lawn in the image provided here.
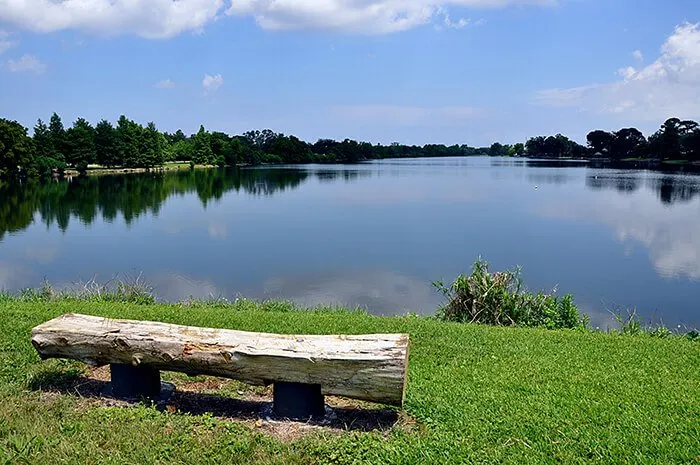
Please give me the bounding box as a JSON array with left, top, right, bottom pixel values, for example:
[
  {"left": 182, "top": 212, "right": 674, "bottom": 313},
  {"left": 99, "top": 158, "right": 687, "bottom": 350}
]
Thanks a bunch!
[
  {"left": 64, "top": 162, "right": 216, "bottom": 176},
  {"left": 662, "top": 160, "right": 690, "bottom": 165},
  {"left": 1, "top": 300, "right": 697, "bottom": 464}
]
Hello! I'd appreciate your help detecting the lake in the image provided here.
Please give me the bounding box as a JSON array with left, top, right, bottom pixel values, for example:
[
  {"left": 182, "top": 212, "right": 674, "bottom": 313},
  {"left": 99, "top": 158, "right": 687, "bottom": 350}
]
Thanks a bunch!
[{"left": 1, "top": 157, "right": 698, "bottom": 328}]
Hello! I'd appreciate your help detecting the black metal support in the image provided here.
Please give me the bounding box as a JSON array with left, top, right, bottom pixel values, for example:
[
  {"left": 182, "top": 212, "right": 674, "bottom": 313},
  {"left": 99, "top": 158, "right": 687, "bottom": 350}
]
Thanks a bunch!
[
  {"left": 110, "top": 363, "right": 162, "bottom": 399},
  {"left": 273, "top": 382, "right": 325, "bottom": 420}
]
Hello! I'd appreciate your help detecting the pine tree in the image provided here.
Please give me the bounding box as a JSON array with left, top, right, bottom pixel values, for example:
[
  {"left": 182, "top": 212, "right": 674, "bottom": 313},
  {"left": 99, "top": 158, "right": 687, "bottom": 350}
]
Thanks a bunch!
[
  {"left": 95, "top": 120, "right": 119, "bottom": 167},
  {"left": 48, "top": 112, "right": 67, "bottom": 162},
  {"left": 141, "top": 122, "right": 165, "bottom": 167},
  {"left": 66, "top": 118, "right": 96, "bottom": 172},
  {"left": 192, "top": 125, "right": 214, "bottom": 165}
]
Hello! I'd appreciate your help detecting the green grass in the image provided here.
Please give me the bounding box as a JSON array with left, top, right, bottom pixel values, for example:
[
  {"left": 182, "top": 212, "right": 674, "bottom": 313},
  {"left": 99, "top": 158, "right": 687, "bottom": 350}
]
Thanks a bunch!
[
  {"left": 63, "top": 162, "right": 215, "bottom": 176},
  {"left": 661, "top": 160, "right": 690, "bottom": 165},
  {"left": 1, "top": 300, "right": 698, "bottom": 464}
]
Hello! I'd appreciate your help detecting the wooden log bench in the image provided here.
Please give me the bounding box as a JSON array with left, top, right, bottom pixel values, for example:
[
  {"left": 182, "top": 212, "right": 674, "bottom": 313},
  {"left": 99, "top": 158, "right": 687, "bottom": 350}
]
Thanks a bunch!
[{"left": 31, "top": 314, "right": 410, "bottom": 420}]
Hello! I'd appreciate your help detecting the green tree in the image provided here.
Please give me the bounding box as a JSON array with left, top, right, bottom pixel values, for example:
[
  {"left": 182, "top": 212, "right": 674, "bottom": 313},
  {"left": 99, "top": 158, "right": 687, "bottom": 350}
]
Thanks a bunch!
[
  {"left": 116, "top": 115, "right": 143, "bottom": 167},
  {"left": 164, "top": 129, "right": 187, "bottom": 145},
  {"left": 192, "top": 125, "right": 214, "bottom": 165},
  {"left": 489, "top": 142, "right": 510, "bottom": 157},
  {"left": 66, "top": 118, "right": 96, "bottom": 172},
  {"left": 33, "top": 119, "right": 52, "bottom": 158},
  {"left": 525, "top": 136, "right": 545, "bottom": 157},
  {"left": 679, "top": 120, "right": 699, "bottom": 161},
  {"left": 95, "top": 120, "right": 119, "bottom": 167},
  {"left": 141, "top": 122, "right": 165, "bottom": 167},
  {"left": 48, "top": 112, "right": 67, "bottom": 162},
  {"left": 684, "top": 130, "right": 700, "bottom": 162},
  {"left": 210, "top": 131, "right": 232, "bottom": 167},
  {"left": 650, "top": 118, "right": 682, "bottom": 160},
  {"left": 508, "top": 143, "right": 525, "bottom": 157},
  {"left": 269, "top": 134, "right": 311, "bottom": 163},
  {"left": 0, "top": 118, "right": 35, "bottom": 178},
  {"left": 33, "top": 119, "right": 66, "bottom": 177},
  {"left": 227, "top": 138, "right": 244, "bottom": 166},
  {"left": 171, "top": 140, "right": 194, "bottom": 162},
  {"left": 611, "top": 128, "right": 647, "bottom": 159},
  {"left": 159, "top": 132, "right": 173, "bottom": 162},
  {"left": 243, "top": 129, "right": 278, "bottom": 152},
  {"left": 526, "top": 134, "right": 584, "bottom": 158},
  {"left": 586, "top": 130, "right": 614, "bottom": 155}
]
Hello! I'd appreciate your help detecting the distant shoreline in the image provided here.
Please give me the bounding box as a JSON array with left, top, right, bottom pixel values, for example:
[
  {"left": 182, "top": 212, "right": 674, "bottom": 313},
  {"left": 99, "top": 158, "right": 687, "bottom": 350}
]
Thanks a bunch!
[
  {"left": 61, "top": 156, "right": 700, "bottom": 178},
  {"left": 62, "top": 162, "right": 217, "bottom": 177}
]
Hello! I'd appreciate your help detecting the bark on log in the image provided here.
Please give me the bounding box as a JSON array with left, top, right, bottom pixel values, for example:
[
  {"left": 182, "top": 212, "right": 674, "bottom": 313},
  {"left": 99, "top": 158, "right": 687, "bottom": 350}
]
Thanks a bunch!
[{"left": 31, "top": 314, "right": 409, "bottom": 406}]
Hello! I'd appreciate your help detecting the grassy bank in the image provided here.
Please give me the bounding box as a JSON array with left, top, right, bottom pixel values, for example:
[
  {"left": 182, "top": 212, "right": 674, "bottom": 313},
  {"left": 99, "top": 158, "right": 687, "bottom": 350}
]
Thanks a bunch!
[
  {"left": 63, "top": 162, "right": 217, "bottom": 176},
  {"left": 1, "top": 300, "right": 697, "bottom": 464}
]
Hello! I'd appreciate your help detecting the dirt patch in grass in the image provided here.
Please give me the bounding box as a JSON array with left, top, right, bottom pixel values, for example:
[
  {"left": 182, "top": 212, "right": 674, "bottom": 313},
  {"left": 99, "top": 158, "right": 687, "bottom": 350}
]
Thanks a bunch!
[{"left": 31, "top": 366, "right": 415, "bottom": 441}]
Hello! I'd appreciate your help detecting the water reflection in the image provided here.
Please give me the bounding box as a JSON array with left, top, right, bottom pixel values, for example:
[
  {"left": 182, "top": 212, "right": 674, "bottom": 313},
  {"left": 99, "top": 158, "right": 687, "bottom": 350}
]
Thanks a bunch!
[
  {"left": 539, "top": 178, "right": 700, "bottom": 280},
  {"left": 586, "top": 173, "right": 642, "bottom": 194},
  {"left": 585, "top": 172, "right": 700, "bottom": 204},
  {"left": 311, "top": 169, "right": 373, "bottom": 183},
  {"left": 527, "top": 172, "right": 569, "bottom": 185},
  {"left": 490, "top": 158, "right": 588, "bottom": 168},
  {"left": 647, "top": 177, "right": 700, "bottom": 205},
  {"left": 0, "top": 158, "right": 698, "bottom": 327},
  {"left": 261, "top": 270, "right": 438, "bottom": 316},
  {"left": 0, "top": 168, "right": 311, "bottom": 240}
]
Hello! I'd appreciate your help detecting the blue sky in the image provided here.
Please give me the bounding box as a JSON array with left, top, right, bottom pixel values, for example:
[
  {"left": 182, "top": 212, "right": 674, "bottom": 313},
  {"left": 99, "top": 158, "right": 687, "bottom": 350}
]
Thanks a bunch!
[{"left": 0, "top": 0, "right": 698, "bottom": 146}]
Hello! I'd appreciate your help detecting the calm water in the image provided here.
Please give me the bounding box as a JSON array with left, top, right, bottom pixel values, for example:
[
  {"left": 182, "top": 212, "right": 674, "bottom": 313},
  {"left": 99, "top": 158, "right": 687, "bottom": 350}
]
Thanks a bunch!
[{"left": 1, "top": 157, "right": 699, "bottom": 328}]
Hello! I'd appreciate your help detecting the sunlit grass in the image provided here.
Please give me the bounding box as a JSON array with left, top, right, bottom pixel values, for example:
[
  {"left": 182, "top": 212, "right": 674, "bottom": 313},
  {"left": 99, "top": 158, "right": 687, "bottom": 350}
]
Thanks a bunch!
[{"left": 0, "top": 299, "right": 697, "bottom": 464}]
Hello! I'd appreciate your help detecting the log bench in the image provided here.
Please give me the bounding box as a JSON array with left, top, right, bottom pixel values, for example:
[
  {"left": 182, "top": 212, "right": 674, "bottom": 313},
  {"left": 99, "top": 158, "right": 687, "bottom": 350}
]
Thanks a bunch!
[{"left": 31, "top": 314, "right": 410, "bottom": 420}]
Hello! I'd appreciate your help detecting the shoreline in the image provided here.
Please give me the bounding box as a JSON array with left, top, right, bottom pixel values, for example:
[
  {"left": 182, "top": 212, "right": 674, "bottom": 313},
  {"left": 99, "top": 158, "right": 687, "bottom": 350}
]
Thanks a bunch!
[
  {"left": 63, "top": 162, "right": 218, "bottom": 177},
  {"left": 59, "top": 156, "right": 700, "bottom": 178},
  {"left": 3, "top": 290, "right": 697, "bottom": 338}
]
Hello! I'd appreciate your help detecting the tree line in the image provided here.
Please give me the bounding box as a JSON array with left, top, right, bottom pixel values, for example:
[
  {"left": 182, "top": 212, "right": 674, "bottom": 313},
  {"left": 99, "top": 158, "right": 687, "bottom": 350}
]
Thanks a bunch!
[
  {"left": 2, "top": 113, "right": 700, "bottom": 179},
  {"left": 0, "top": 113, "right": 491, "bottom": 179},
  {"left": 490, "top": 118, "right": 700, "bottom": 162}
]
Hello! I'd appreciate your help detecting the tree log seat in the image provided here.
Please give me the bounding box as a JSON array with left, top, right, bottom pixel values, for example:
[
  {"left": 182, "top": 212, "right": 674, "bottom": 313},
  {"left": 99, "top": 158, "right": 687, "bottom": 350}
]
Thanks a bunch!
[{"left": 31, "top": 314, "right": 410, "bottom": 419}]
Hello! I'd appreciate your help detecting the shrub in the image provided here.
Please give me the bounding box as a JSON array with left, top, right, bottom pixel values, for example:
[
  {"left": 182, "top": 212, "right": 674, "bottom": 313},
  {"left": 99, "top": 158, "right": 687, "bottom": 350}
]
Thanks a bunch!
[
  {"left": 609, "top": 307, "right": 699, "bottom": 339},
  {"left": 434, "top": 259, "right": 585, "bottom": 329},
  {"left": 9, "top": 274, "right": 155, "bottom": 305},
  {"left": 34, "top": 156, "right": 66, "bottom": 177}
]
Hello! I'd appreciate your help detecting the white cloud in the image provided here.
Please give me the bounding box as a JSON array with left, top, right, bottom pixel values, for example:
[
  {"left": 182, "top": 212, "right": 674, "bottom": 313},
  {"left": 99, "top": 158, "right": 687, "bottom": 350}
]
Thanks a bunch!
[
  {"left": 202, "top": 73, "right": 224, "bottom": 92},
  {"left": 443, "top": 14, "right": 471, "bottom": 29},
  {"left": 0, "top": 29, "right": 17, "bottom": 55},
  {"left": 331, "top": 104, "right": 483, "bottom": 126},
  {"left": 632, "top": 49, "right": 643, "bottom": 62},
  {"left": 24, "top": 245, "right": 60, "bottom": 264},
  {"left": 616, "top": 65, "right": 637, "bottom": 79},
  {"left": 0, "top": 0, "right": 226, "bottom": 39},
  {"left": 537, "top": 179, "right": 700, "bottom": 281},
  {"left": 0, "top": 0, "right": 554, "bottom": 37},
  {"left": 262, "top": 270, "right": 438, "bottom": 315},
  {"left": 155, "top": 78, "right": 176, "bottom": 89},
  {"left": 208, "top": 220, "right": 228, "bottom": 238},
  {"left": 6, "top": 54, "right": 47, "bottom": 74},
  {"left": 0, "top": 40, "right": 15, "bottom": 55},
  {"left": 227, "top": 0, "right": 552, "bottom": 34},
  {"left": 534, "top": 22, "right": 700, "bottom": 121}
]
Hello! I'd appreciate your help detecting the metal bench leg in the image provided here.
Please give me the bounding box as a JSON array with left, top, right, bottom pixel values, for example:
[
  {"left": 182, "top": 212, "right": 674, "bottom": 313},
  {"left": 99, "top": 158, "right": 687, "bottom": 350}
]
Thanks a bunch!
[
  {"left": 110, "top": 363, "right": 162, "bottom": 399},
  {"left": 273, "top": 382, "right": 325, "bottom": 420}
]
